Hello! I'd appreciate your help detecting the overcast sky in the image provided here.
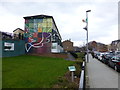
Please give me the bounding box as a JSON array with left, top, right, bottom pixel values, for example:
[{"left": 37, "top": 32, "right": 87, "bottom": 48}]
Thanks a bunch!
[{"left": 0, "top": 0, "right": 119, "bottom": 46}]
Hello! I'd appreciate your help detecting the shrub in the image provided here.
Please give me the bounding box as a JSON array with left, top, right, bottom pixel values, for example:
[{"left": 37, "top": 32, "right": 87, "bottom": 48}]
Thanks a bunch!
[
  {"left": 74, "top": 62, "right": 82, "bottom": 77},
  {"left": 67, "top": 82, "right": 78, "bottom": 88},
  {"left": 69, "top": 51, "right": 78, "bottom": 58}
]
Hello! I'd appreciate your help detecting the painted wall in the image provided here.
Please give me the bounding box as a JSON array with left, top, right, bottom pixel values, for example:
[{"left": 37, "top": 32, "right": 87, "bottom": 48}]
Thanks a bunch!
[
  {"left": 24, "top": 18, "right": 53, "bottom": 53},
  {"left": 1, "top": 40, "right": 25, "bottom": 57}
]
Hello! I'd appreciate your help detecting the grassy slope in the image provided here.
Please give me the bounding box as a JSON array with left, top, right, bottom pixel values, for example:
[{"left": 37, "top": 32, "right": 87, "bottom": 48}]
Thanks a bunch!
[
  {"left": 76, "top": 52, "right": 85, "bottom": 62},
  {"left": 2, "top": 55, "right": 74, "bottom": 88}
]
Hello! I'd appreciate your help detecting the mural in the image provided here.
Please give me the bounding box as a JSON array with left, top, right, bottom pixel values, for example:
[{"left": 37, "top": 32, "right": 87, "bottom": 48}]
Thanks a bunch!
[{"left": 24, "top": 18, "right": 53, "bottom": 52}]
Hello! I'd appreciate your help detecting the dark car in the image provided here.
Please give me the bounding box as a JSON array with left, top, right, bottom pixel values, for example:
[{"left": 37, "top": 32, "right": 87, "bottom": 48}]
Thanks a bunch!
[
  {"left": 101, "top": 53, "right": 114, "bottom": 65},
  {"left": 108, "top": 54, "right": 120, "bottom": 72},
  {"left": 115, "top": 51, "right": 120, "bottom": 55},
  {"left": 94, "top": 52, "right": 100, "bottom": 60}
]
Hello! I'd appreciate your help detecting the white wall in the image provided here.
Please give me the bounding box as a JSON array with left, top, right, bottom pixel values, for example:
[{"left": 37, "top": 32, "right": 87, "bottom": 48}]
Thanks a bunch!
[{"left": 51, "top": 43, "right": 63, "bottom": 53}]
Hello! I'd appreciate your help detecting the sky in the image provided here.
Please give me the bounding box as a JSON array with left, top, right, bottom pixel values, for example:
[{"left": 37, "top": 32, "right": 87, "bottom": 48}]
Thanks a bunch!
[{"left": 0, "top": 0, "right": 119, "bottom": 46}]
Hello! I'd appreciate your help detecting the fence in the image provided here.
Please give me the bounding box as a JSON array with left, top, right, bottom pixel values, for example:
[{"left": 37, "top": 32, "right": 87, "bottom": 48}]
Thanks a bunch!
[
  {"left": 79, "top": 61, "right": 85, "bottom": 90},
  {"left": 1, "top": 39, "right": 25, "bottom": 57}
]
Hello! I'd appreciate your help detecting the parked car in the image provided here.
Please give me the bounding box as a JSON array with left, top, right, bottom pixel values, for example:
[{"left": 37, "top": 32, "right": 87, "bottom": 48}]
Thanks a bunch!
[
  {"left": 101, "top": 53, "right": 114, "bottom": 65},
  {"left": 94, "top": 51, "right": 100, "bottom": 59},
  {"left": 97, "top": 53, "right": 104, "bottom": 61},
  {"left": 115, "top": 51, "right": 120, "bottom": 55},
  {"left": 108, "top": 54, "right": 120, "bottom": 72}
]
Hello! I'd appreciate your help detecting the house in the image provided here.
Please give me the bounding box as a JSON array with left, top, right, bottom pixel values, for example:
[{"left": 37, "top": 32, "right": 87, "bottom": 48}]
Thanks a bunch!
[
  {"left": 23, "top": 14, "right": 63, "bottom": 53},
  {"left": 62, "top": 40, "right": 74, "bottom": 52},
  {"left": 0, "top": 31, "right": 12, "bottom": 40},
  {"left": 88, "top": 41, "right": 108, "bottom": 52},
  {"left": 88, "top": 41, "right": 97, "bottom": 51},
  {"left": 111, "top": 39, "right": 120, "bottom": 51},
  {"left": 13, "top": 28, "right": 24, "bottom": 39},
  {"left": 97, "top": 42, "right": 108, "bottom": 52},
  {"left": 117, "top": 42, "right": 120, "bottom": 51},
  {"left": 74, "top": 46, "right": 81, "bottom": 52},
  {"left": 107, "top": 44, "right": 112, "bottom": 51},
  {"left": 13, "top": 28, "right": 24, "bottom": 35}
]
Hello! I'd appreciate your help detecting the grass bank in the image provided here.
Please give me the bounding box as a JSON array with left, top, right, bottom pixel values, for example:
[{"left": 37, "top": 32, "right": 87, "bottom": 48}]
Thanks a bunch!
[
  {"left": 2, "top": 55, "right": 75, "bottom": 88},
  {"left": 76, "top": 52, "right": 85, "bottom": 62}
]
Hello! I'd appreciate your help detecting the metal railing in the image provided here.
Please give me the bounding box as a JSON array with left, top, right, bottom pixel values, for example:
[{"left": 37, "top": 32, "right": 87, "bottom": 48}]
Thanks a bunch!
[{"left": 79, "top": 61, "right": 85, "bottom": 90}]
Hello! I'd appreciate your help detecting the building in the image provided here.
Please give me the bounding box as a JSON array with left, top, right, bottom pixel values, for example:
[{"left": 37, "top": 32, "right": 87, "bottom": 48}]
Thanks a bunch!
[
  {"left": 88, "top": 41, "right": 97, "bottom": 51},
  {"left": 111, "top": 40, "right": 120, "bottom": 51},
  {"left": 23, "top": 15, "right": 63, "bottom": 53},
  {"left": 117, "top": 42, "right": 120, "bottom": 51},
  {"left": 13, "top": 28, "right": 24, "bottom": 39},
  {"left": 118, "top": 1, "right": 120, "bottom": 40},
  {"left": 13, "top": 28, "right": 24, "bottom": 35},
  {"left": 0, "top": 30, "right": 25, "bottom": 57},
  {"left": 97, "top": 42, "right": 108, "bottom": 52},
  {"left": 107, "top": 44, "right": 112, "bottom": 51},
  {"left": 74, "top": 46, "right": 81, "bottom": 52},
  {"left": 62, "top": 40, "right": 74, "bottom": 52},
  {"left": 0, "top": 31, "right": 12, "bottom": 40},
  {"left": 88, "top": 41, "right": 108, "bottom": 52}
]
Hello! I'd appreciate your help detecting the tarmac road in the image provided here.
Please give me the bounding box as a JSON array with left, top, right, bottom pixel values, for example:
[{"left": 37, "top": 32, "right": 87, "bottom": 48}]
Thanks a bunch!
[{"left": 86, "top": 54, "right": 120, "bottom": 89}]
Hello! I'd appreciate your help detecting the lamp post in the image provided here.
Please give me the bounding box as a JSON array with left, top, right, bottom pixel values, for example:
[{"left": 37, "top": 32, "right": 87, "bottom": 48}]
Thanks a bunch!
[{"left": 83, "top": 10, "right": 91, "bottom": 63}]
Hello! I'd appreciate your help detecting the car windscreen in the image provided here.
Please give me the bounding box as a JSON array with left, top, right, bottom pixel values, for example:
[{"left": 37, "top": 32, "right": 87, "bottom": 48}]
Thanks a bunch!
[
  {"left": 106, "top": 54, "right": 113, "bottom": 57},
  {"left": 116, "top": 52, "right": 120, "bottom": 55},
  {"left": 112, "top": 56, "right": 120, "bottom": 61},
  {"left": 117, "top": 57, "right": 120, "bottom": 61}
]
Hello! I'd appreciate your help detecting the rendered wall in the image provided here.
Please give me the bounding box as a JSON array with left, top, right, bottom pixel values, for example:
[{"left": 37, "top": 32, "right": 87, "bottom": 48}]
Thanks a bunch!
[
  {"left": 1, "top": 40, "right": 25, "bottom": 57},
  {"left": 24, "top": 18, "right": 53, "bottom": 53},
  {"left": 51, "top": 43, "right": 63, "bottom": 53}
]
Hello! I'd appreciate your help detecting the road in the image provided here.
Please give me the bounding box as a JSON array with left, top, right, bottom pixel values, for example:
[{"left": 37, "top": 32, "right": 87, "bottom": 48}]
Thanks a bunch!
[{"left": 86, "top": 54, "right": 120, "bottom": 89}]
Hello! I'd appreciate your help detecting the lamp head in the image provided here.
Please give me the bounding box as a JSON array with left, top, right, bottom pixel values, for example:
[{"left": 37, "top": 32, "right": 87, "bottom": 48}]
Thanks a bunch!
[{"left": 86, "top": 10, "right": 91, "bottom": 12}]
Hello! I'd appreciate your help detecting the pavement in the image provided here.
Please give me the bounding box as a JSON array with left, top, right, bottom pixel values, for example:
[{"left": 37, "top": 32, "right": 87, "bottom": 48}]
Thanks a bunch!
[{"left": 85, "top": 54, "right": 120, "bottom": 89}]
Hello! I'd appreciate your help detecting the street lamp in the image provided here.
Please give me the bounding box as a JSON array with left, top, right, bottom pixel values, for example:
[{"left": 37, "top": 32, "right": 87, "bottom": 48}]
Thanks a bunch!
[{"left": 83, "top": 10, "right": 91, "bottom": 63}]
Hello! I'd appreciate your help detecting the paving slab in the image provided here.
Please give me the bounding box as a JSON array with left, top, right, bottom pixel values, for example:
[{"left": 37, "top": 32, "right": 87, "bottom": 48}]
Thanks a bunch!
[{"left": 86, "top": 54, "right": 119, "bottom": 89}]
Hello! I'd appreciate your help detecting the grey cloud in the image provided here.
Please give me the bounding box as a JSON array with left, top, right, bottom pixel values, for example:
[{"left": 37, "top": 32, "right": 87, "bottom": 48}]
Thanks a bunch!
[{"left": 0, "top": 1, "right": 118, "bottom": 45}]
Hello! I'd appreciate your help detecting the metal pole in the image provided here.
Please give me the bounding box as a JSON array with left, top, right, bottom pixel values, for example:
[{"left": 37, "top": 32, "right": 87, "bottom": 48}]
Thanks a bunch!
[
  {"left": 86, "top": 12, "right": 89, "bottom": 63},
  {"left": 83, "top": 10, "right": 91, "bottom": 63},
  {"left": 71, "top": 71, "right": 74, "bottom": 82}
]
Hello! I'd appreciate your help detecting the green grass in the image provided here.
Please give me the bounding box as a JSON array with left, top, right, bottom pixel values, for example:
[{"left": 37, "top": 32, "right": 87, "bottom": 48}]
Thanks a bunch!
[{"left": 2, "top": 55, "right": 75, "bottom": 88}]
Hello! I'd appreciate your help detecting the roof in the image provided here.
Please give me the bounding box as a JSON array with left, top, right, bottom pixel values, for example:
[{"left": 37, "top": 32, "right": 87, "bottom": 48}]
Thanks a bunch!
[
  {"left": 62, "top": 40, "right": 73, "bottom": 43},
  {"left": 1, "top": 31, "right": 12, "bottom": 38},
  {"left": 13, "top": 28, "right": 24, "bottom": 32},
  {"left": 23, "top": 14, "right": 62, "bottom": 40},
  {"left": 112, "top": 39, "right": 120, "bottom": 42},
  {"left": 23, "top": 14, "right": 53, "bottom": 19},
  {"left": 111, "top": 39, "right": 120, "bottom": 44}
]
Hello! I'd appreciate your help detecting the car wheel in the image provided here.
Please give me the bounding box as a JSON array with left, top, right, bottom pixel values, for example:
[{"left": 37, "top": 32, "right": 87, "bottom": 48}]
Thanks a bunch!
[{"left": 114, "top": 65, "right": 118, "bottom": 71}]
